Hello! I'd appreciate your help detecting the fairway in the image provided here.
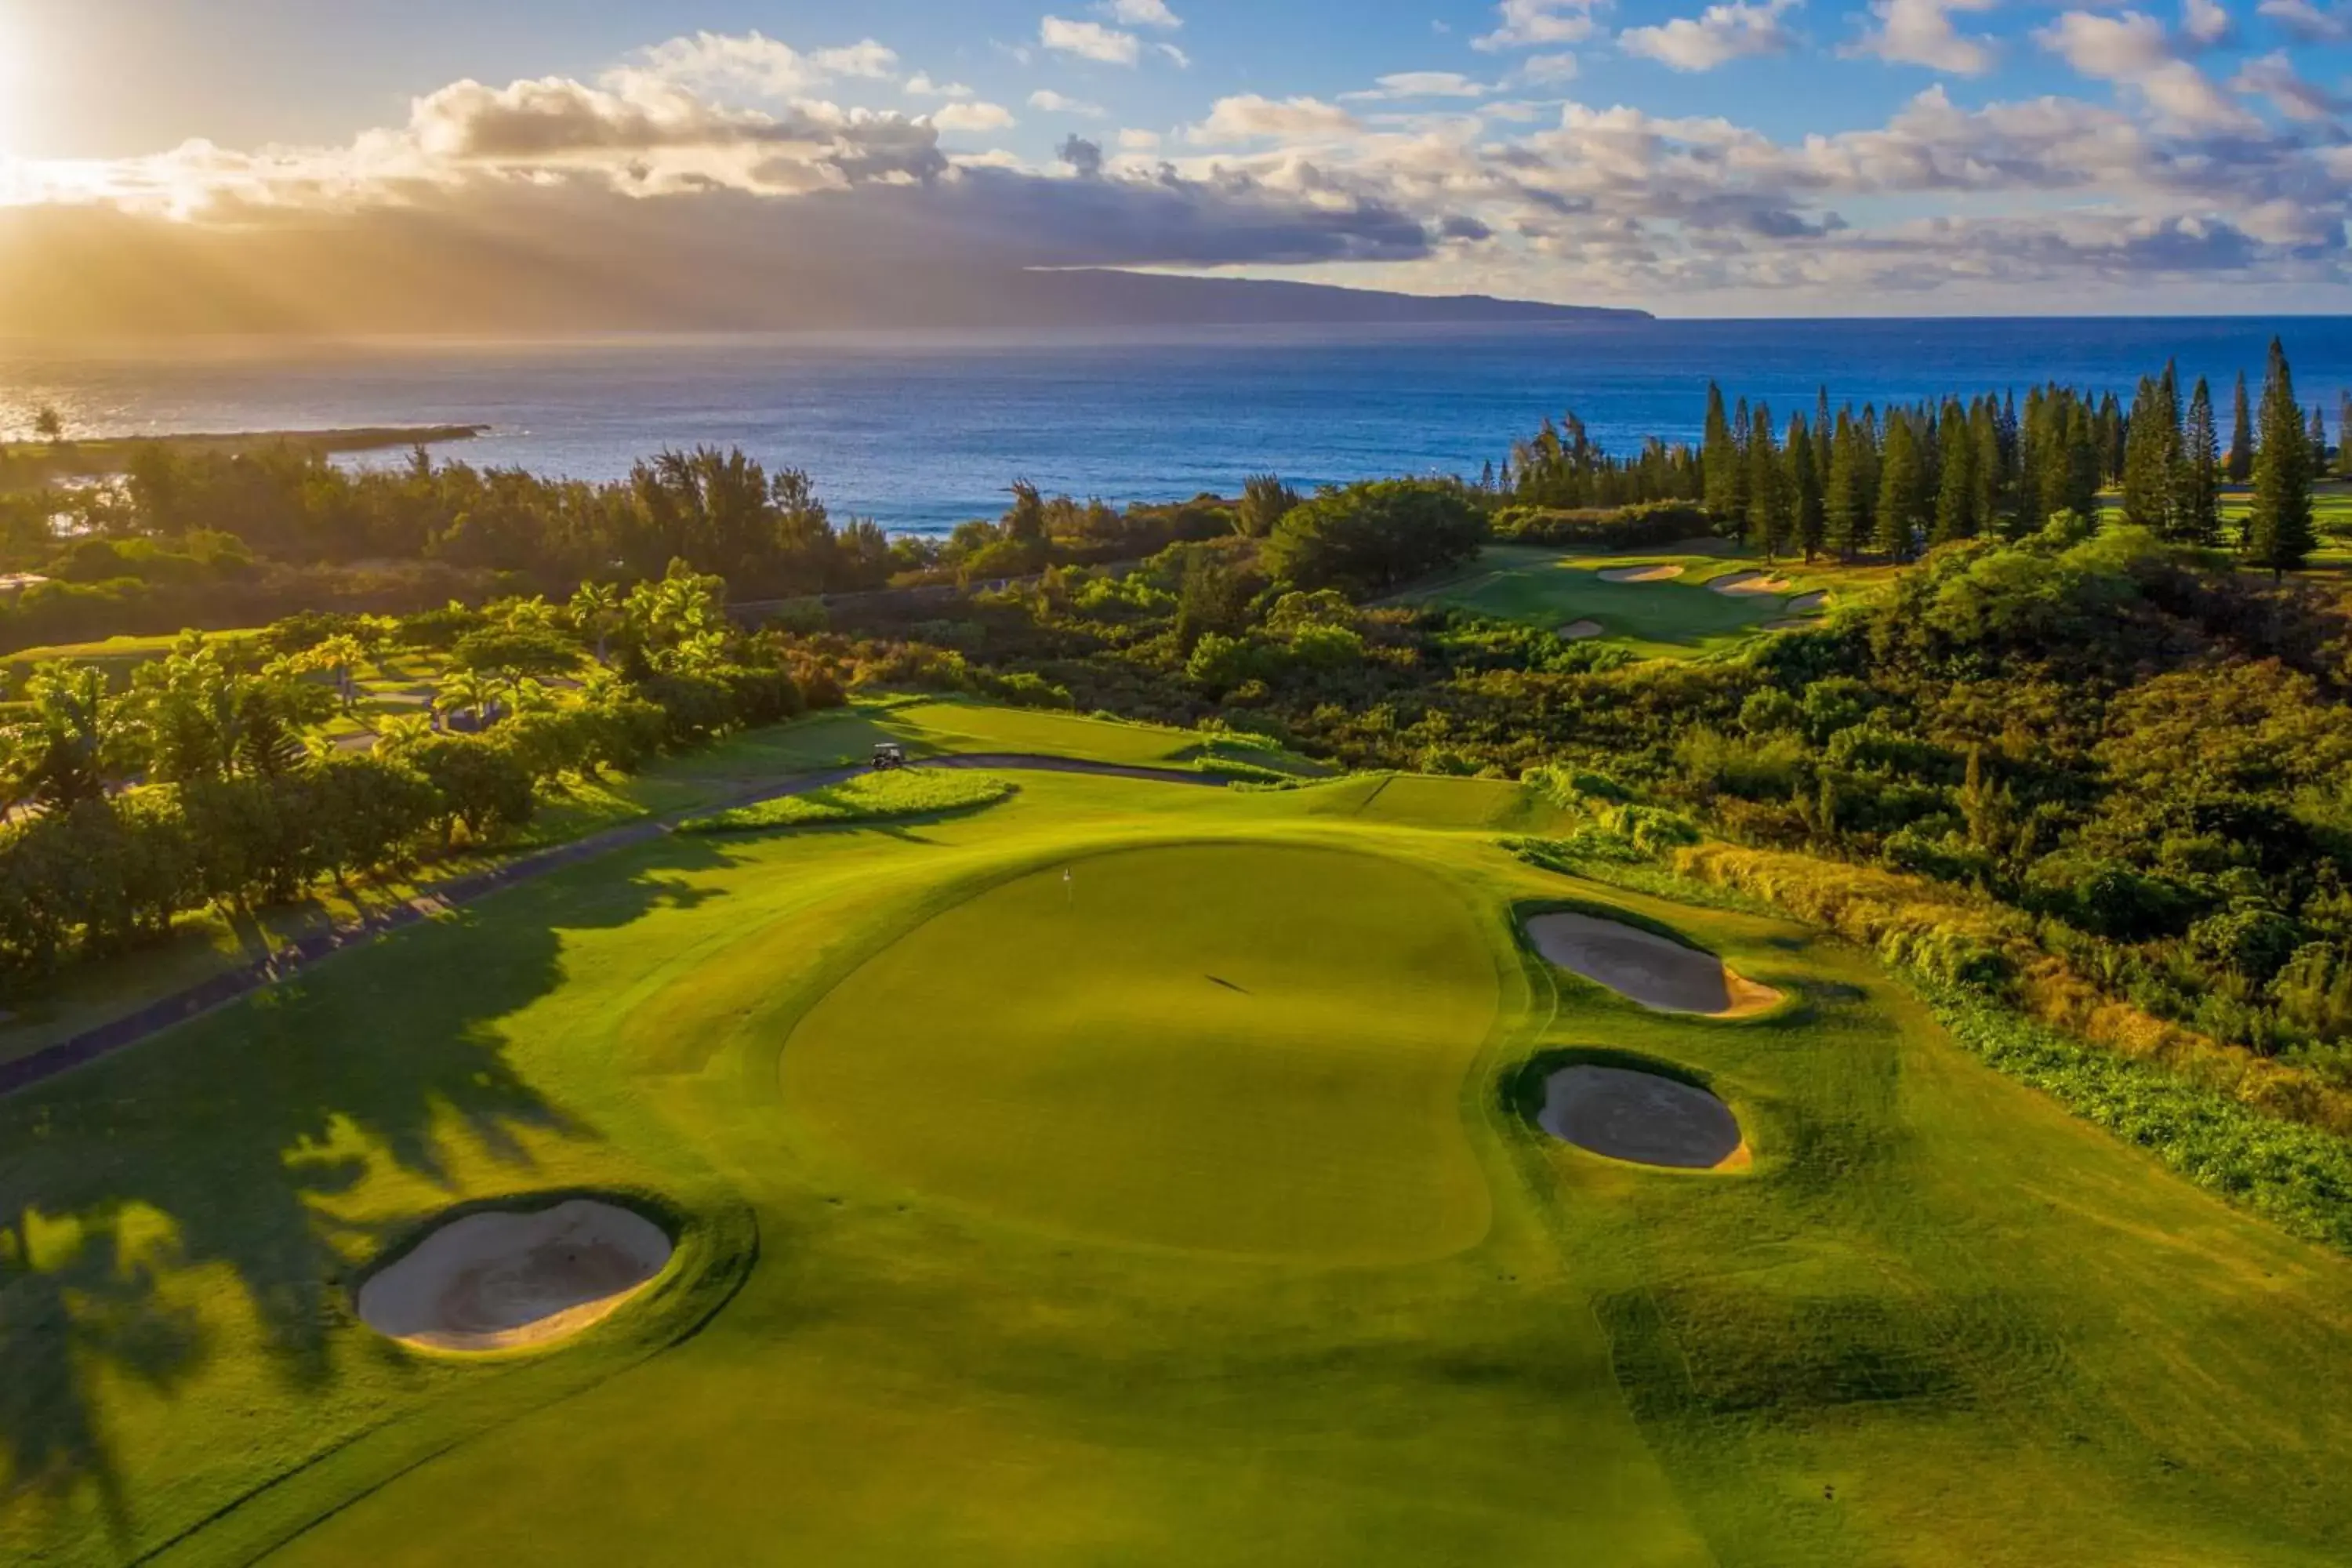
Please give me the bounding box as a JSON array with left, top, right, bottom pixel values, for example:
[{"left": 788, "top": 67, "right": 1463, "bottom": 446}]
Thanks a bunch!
[
  {"left": 5, "top": 708, "right": 2352, "bottom": 1567},
  {"left": 1399, "top": 545, "right": 1884, "bottom": 659}
]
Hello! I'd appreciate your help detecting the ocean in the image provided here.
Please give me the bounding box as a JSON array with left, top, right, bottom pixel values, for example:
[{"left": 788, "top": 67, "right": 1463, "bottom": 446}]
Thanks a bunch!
[{"left": 5, "top": 318, "right": 2350, "bottom": 535}]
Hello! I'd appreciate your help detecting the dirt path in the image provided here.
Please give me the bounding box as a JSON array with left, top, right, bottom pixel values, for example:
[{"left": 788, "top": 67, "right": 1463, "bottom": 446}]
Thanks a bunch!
[{"left": 0, "top": 754, "right": 1228, "bottom": 1099}]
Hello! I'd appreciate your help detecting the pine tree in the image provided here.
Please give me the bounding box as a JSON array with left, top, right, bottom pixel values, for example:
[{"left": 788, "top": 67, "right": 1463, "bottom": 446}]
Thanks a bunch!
[
  {"left": 2064, "top": 400, "right": 2103, "bottom": 524},
  {"left": 1729, "top": 396, "right": 1753, "bottom": 521},
  {"left": 1788, "top": 412, "right": 1824, "bottom": 561},
  {"left": 2178, "top": 376, "right": 2221, "bottom": 545},
  {"left": 1747, "top": 404, "right": 1788, "bottom": 560},
  {"left": 1933, "top": 399, "right": 1976, "bottom": 544},
  {"left": 1701, "top": 381, "right": 1739, "bottom": 518},
  {"left": 2339, "top": 391, "right": 2352, "bottom": 480},
  {"left": 2247, "top": 336, "right": 2316, "bottom": 577},
  {"left": 2227, "top": 370, "right": 2255, "bottom": 484},
  {"left": 1875, "top": 413, "right": 1925, "bottom": 558},
  {"left": 1970, "top": 397, "right": 2003, "bottom": 536},
  {"left": 1813, "top": 386, "right": 1833, "bottom": 481},
  {"left": 2122, "top": 371, "right": 2180, "bottom": 532},
  {"left": 1825, "top": 409, "right": 1866, "bottom": 561}
]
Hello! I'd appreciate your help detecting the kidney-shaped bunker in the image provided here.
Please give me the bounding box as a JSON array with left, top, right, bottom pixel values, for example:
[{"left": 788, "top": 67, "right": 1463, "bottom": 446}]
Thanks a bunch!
[
  {"left": 358, "top": 1199, "right": 673, "bottom": 1352},
  {"left": 1539, "top": 1064, "right": 1745, "bottom": 1170},
  {"left": 1526, "top": 911, "right": 1780, "bottom": 1017}
]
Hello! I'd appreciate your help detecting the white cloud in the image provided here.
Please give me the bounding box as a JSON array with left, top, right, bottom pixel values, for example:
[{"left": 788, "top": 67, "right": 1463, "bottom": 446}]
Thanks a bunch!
[
  {"left": 1156, "top": 42, "right": 1193, "bottom": 67},
  {"left": 2230, "top": 49, "right": 2346, "bottom": 118},
  {"left": 1474, "top": 0, "right": 1606, "bottom": 50},
  {"left": 1516, "top": 53, "right": 1584, "bottom": 84},
  {"left": 1344, "top": 71, "right": 1496, "bottom": 100},
  {"left": 905, "top": 72, "right": 975, "bottom": 98},
  {"left": 1030, "top": 89, "right": 1109, "bottom": 115},
  {"left": 1099, "top": 0, "right": 1183, "bottom": 26},
  {"left": 2036, "top": 9, "right": 2260, "bottom": 128},
  {"left": 1040, "top": 16, "right": 1142, "bottom": 64},
  {"left": 2256, "top": 0, "right": 2351, "bottom": 37},
  {"left": 933, "top": 100, "right": 1018, "bottom": 132},
  {"left": 1849, "top": 0, "right": 2000, "bottom": 74},
  {"left": 1118, "top": 127, "right": 1163, "bottom": 149},
  {"left": 1188, "top": 93, "right": 1361, "bottom": 143},
  {"left": 633, "top": 31, "right": 898, "bottom": 97},
  {"left": 2182, "top": 0, "right": 2235, "bottom": 45},
  {"left": 1621, "top": 0, "right": 1800, "bottom": 71}
]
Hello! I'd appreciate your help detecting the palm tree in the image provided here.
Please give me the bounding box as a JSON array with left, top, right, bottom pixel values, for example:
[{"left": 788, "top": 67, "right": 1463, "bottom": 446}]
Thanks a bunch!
[
  {"left": 31, "top": 406, "right": 64, "bottom": 445},
  {"left": 434, "top": 668, "right": 499, "bottom": 731},
  {"left": 22, "top": 663, "right": 120, "bottom": 807},
  {"left": 568, "top": 582, "right": 622, "bottom": 665}
]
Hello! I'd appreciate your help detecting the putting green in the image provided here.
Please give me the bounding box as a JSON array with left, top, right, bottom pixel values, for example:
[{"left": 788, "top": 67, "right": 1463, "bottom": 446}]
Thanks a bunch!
[{"left": 783, "top": 844, "right": 1500, "bottom": 1261}]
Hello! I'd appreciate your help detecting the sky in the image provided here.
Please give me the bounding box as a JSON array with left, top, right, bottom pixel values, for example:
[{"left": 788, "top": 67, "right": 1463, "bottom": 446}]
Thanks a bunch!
[{"left": 4, "top": 0, "right": 2352, "bottom": 317}]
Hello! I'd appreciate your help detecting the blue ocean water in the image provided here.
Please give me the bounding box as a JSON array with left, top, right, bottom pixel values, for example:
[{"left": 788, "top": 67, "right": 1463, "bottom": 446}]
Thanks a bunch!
[{"left": 5, "top": 318, "right": 2350, "bottom": 535}]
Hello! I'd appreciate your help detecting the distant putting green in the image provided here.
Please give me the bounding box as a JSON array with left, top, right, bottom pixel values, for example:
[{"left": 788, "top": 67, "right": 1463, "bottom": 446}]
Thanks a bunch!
[
  {"left": 5, "top": 704, "right": 2352, "bottom": 1566},
  {"left": 1399, "top": 545, "right": 1887, "bottom": 659}
]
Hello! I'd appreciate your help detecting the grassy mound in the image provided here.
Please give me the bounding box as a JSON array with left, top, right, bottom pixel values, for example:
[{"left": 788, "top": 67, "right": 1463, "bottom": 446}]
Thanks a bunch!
[{"left": 680, "top": 769, "right": 1014, "bottom": 833}]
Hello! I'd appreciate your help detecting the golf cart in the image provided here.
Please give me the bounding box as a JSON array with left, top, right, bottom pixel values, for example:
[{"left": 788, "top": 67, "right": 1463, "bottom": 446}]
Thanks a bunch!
[{"left": 871, "top": 742, "right": 909, "bottom": 772}]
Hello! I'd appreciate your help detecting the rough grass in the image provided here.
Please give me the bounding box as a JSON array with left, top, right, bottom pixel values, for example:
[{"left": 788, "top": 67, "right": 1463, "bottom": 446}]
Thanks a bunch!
[
  {"left": 6, "top": 775, "right": 2352, "bottom": 1566},
  {"left": 678, "top": 769, "right": 1015, "bottom": 833}
]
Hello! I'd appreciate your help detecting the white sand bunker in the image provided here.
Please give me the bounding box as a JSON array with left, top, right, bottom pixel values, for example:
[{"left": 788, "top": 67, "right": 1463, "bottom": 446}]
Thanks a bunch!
[
  {"left": 1598, "top": 564, "right": 1686, "bottom": 583},
  {"left": 1710, "top": 570, "right": 1795, "bottom": 597},
  {"left": 1560, "top": 619, "right": 1606, "bottom": 640},
  {"left": 1783, "top": 590, "right": 1828, "bottom": 615},
  {"left": 1526, "top": 911, "right": 1781, "bottom": 1017},
  {"left": 1540, "top": 1064, "right": 1747, "bottom": 1170},
  {"left": 358, "top": 1199, "right": 673, "bottom": 1352}
]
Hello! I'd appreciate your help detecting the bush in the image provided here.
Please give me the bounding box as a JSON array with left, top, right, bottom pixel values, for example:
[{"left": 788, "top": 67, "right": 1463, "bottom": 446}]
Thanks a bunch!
[
  {"left": 1488, "top": 500, "right": 1715, "bottom": 550},
  {"left": 1263, "top": 480, "right": 1487, "bottom": 597}
]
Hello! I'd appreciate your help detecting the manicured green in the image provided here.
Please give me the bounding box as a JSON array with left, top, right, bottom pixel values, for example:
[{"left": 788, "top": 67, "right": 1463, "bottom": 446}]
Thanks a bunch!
[
  {"left": 1396, "top": 546, "right": 1875, "bottom": 659},
  {"left": 5, "top": 754, "right": 2352, "bottom": 1566},
  {"left": 681, "top": 769, "right": 1016, "bottom": 833}
]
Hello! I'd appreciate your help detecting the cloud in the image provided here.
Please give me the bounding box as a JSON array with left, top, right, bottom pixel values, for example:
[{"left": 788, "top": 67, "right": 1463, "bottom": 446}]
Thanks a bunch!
[
  {"left": 2230, "top": 49, "right": 2347, "bottom": 118},
  {"left": 932, "top": 101, "right": 1018, "bottom": 132},
  {"left": 1343, "top": 72, "right": 1496, "bottom": 100},
  {"left": 1030, "top": 89, "right": 1109, "bottom": 115},
  {"left": 1156, "top": 42, "right": 1194, "bottom": 67},
  {"left": 1621, "top": 0, "right": 1801, "bottom": 71},
  {"left": 2182, "top": 0, "right": 2236, "bottom": 45},
  {"left": 1474, "top": 0, "right": 1606, "bottom": 50},
  {"left": 1040, "top": 16, "right": 1142, "bottom": 64},
  {"left": 905, "top": 72, "right": 974, "bottom": 98},
  {"left": 1516, "top": 53, "right": 1584, "bottom": 84},
  {"left": 2256, "top": 0, "right": 2352, "bottom": 37},
  {"left": 1099, "top": 0, "right": 1183, "bottom": 26},
  {"left": 1058, "top": 134, "right": 1106, "bottom": 176},
  {"left": 1849, "top": 0, "right": 2000, "bottom": 74},
  {"left": 2035, "top": 10, "right": 2259, "bottom": 129},
  {"left": 633, "top": 31, "right": 899, "bottom": 97},
  {"left": 1188, "top": 94, "right": 1362, "bottom": 143}
]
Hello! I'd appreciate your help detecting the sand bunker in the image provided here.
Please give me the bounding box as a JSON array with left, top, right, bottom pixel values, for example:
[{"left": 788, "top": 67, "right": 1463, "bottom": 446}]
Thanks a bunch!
[
  {"left": 1710, "top": 571, "right": 1795, "bottom": 597},
  {"left": 358, "top": 1199, "right": 672, "bottom": 1352},
  {"left": 1598, "top": 564, "right": 1686, "bottom": 584},
  {"left": 1783, "top": 590, "right": 1828, "bottom": 615},
  {"left": 1540, "top": 1064, "right": 1746, "bottom": 1169},
  {"left": 1560, "top": 620, "right": 1606, "bottom": 640},
  {"left": 1525, "top": 911, "right": 1781, "bottom": 1017}
]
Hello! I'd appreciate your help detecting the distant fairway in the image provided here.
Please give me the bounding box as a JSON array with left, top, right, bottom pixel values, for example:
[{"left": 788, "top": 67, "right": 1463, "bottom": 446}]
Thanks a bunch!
[
  {"left": 5, "top": 703, "right": 2352, "bottom": 1567},
  {"left": 1400, "top": 545, "right": 1886, "bottom": 658}
]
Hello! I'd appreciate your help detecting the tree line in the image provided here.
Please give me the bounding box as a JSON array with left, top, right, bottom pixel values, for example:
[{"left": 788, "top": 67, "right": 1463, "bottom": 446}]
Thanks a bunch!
[{"left": 1503, "top": 336, "right": 2324, "bottom": 572}]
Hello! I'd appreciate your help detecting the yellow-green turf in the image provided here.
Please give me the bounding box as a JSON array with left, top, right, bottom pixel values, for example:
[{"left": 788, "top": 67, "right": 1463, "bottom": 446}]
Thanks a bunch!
[
  {"left": 1393, "top": 546, "right": 1893, "bottom": 659},
  {"left": 5, "top": 737, "right": 2352, "bottom": 1566}
]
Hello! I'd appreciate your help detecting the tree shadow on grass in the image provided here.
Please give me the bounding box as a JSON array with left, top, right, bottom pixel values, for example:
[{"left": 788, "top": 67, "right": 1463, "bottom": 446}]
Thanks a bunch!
[{"left": 0, "top": 829, "right": 746, "bottom": 1554}]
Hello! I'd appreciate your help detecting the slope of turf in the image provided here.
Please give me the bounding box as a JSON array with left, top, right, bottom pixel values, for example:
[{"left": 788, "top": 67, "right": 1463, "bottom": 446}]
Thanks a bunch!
[
  {"left": 5, "top": 753, "right": 2352, "bottom": 1567},
  {"left": 680, "top": 768, "right": 1015, "bottom": 833}
]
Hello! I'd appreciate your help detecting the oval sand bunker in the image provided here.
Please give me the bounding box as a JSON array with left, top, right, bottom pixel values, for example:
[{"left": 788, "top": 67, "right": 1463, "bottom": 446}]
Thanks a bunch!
[
  {"left": 1598, "top": 564, "right": 1685, "bottom": 583},
  {"left": 358, "top": 1200, "right": 672, "bottom": 1352},
  {"left": 1526, "top": 911, "right": 1780, "bottom": 1016},
  {"left": 1541, "top": 1064, "right": 1746, "bottom": 1169}
]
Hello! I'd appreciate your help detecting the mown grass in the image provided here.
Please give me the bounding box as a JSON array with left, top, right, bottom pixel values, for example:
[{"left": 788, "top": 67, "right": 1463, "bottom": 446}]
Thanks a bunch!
[
  {"left": 1395, "top": 546, "right": 1886, "bottom": 659},
  {"left": 5, "top": 771, "right": 2352, "bottom": 1566},
  {"left": 679, "top": 769, "right": 1016, "bottom": 833}
]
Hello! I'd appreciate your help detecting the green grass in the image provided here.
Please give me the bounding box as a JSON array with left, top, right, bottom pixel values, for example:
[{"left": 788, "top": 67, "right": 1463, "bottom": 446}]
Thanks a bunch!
[
  {"left": 6, "top": 772, "right": 2352, "bottom": 1566},
  {"left": 1396, "top": 546, "right": 1886, "bottom": 659},
  {"left": 681, "top": 769, "right": 1016, "bottom": 833}
]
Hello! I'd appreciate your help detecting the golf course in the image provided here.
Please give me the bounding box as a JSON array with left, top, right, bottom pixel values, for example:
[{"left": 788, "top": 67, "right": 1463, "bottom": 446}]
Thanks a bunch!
[{"left": 5, "top": 701, "right": 2352, "bottom": 1566}]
